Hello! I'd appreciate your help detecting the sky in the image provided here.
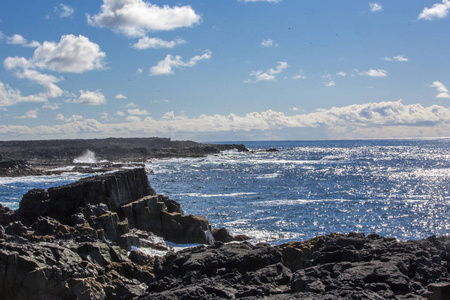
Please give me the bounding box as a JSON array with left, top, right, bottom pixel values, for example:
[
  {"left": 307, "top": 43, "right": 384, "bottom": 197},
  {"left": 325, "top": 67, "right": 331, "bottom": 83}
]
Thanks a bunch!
[{"left": 0, "top": 0, "right": 449, "bottom": 142}]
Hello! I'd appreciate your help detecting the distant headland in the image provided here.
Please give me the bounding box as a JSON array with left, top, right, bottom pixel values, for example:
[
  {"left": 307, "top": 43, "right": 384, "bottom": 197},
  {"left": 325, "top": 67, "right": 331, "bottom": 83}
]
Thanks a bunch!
[{"left": 0, "top": 137, "right": 248, "bottom": 176}]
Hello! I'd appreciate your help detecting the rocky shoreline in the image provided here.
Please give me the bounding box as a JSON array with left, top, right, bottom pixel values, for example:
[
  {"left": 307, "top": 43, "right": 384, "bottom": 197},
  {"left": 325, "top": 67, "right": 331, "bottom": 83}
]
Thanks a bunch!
[
  {"left": 0, "top": 137, "right": 249, "bottom": 176},
  {"left": 0, "top": 168, "right": 449, "bottom": 299}
]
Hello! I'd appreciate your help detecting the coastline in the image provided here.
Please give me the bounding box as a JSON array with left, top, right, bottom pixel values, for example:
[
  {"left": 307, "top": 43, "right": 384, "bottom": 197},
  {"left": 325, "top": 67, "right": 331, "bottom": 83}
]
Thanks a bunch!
[
  {"left": 0, "top": 168, "right": 449, "bottom": 299},
  {"left": 0, "top": 137, "right": 249, "bottom": 176}
]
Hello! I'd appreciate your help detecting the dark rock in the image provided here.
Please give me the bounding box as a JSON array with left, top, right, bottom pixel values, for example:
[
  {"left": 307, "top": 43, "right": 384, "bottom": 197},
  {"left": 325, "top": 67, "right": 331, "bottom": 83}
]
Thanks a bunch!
[
  {"left": 212, "top": 227, "right": 235, "bottom": 243},
  {"left": 17, "top": 188, "right": 50, "bottom": 225},
  {"left": 161, "top": 212, "right": 213, "bottom": 244},
  {"left": 425, "top": 282, "right": 450, "bottom": 300},
  {"left": 0, "top": 203, "right": 17, "bottom": 226}
]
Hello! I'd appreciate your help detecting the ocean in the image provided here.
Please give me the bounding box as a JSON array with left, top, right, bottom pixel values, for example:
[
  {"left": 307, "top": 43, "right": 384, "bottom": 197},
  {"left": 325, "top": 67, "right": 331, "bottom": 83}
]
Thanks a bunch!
[{"left": 1, "top": 139, "right": 449, "bottom": 244}]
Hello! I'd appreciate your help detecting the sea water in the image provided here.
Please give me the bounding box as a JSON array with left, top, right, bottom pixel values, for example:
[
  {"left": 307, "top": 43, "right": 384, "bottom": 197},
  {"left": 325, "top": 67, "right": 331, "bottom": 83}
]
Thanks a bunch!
[{"left": 1, "top": 139, "right": 449, "bottom": 244}]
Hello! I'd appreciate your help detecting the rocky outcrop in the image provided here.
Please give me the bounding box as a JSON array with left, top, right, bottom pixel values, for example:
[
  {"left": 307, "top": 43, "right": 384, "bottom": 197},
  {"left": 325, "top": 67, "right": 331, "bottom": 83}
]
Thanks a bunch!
[
  {"left": 0, "top": 137, "right": 249, "bottom": 169},
  {"left": 0, "top": 160, "right": 43, "bottom": 177},
  {"left": 1, "top": 169, "right": 449, "bottom": 299},
  {"left": 137, "top": 233, "right": 450, "bottom": 299}
]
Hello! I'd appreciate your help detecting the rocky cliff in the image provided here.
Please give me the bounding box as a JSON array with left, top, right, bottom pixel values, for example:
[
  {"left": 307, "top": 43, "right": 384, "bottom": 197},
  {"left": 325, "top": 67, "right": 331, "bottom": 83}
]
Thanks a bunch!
[{"left": 0, "top": 169, "right": 449, "bottom": 299}]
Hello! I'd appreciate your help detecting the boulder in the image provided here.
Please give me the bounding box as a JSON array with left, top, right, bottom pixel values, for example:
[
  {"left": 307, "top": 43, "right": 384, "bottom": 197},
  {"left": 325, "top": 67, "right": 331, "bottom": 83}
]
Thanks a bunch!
[{"left": 161, "top": 212, "right": 214, "bottom": 245}]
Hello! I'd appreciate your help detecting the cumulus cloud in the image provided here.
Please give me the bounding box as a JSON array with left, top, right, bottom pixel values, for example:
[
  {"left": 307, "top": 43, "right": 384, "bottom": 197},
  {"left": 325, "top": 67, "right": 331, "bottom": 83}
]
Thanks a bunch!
[
  {"left": 431, "top": 81, "right": 450, "bottom": 98},
  {"left": 418, "top": 0, "right": 450, "bottom": 20},
  {"left": 42, "top": 102, "right": 61, "bottom": 110},
  {"left": 115, "top": 93, "right": 127, "bottom": 99},
  {"left": 336, "top": 71, "right": 347, "bottom": 77},
  {"left": 6, "top": 34, "right": 40, "bottom": 48},
  {"left": 125, "top": 102, "right": 138, "bottom": 108},
  {"left": 0, "top": 80, "right": 55, "bottom": 107},
  {"left": 245, "top": 61, "right": 288, "bottom": 83},
  {"left": 75, "top": 90, "right": 106, "bottom": 105},
  {"left": 150, "top": 50, "right": 212, "bottom": 75},
  {"left": 369, "top": 3, "right": 383, "bottom": 12},
  {"left": 261, "top": 39, "right": 278, "bottom": 47},
  {"left": 362, "top": 69, "right": 388, "bottom": 77},
  {"left": 87, "top": 0, "right": 201, "bottom": 37},
  {"left": 292, "top": 70, "right": 306, "bottom": 80},
  {"left": 1, "top": 101, "right": 449, "bottom": 140},
  {"left": 116, "top": 111, "right": 125, "bottom": 116},
  {"left": 133, "top": 37, "right": 186, "bottom": 49},
  {"left": 26, "top": 34, "right": 106, "bottom": 73},
  {"left": 325, "top": 80, "right": 336, "bottom": 87},
  {"left": 55, "top": 4, "right": 74, "bottom": 18},
  {"left": 15, "top": 109, "right": 39, "bottom": 119},
  {"left": 2, "top": 34, "right": 106, "bottom": 106},
  {"left": 56, "top": 113, "right": 83, "bottom": 122},
  {"left": 128, "top": 108, "right": 150, "bottom": 115},
  {"left": 384, "top": 55, "right": 408, "bottom": 62}
]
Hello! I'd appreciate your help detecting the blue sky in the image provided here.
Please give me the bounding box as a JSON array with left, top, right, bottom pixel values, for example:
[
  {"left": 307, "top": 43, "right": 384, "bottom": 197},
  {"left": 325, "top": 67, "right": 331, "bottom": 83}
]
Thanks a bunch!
[{"left": 0, "top": 0, "right": 449, "bottom": 141}]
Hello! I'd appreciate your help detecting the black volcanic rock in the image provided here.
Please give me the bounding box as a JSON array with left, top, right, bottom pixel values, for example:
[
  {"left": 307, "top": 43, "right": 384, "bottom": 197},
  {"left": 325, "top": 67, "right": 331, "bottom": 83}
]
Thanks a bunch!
[
  {"left": 0, "top": 137, "right": 249, "bottom": 168},
  {"left": 1, "top": 170, "right": 450, "bottom": 299}
]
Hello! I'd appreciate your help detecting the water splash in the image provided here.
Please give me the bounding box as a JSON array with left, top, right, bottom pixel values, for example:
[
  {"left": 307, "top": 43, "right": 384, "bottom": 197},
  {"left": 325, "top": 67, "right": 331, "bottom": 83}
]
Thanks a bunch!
[{"left": 73, "top": 150, "right": 98, "bottom": 164}]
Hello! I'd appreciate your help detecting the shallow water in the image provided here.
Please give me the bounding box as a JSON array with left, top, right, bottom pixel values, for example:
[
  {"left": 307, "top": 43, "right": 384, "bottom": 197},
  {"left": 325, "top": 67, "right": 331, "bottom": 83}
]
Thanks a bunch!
[{"left": 1, "top": 139, "right": 449, "bottom": 244}]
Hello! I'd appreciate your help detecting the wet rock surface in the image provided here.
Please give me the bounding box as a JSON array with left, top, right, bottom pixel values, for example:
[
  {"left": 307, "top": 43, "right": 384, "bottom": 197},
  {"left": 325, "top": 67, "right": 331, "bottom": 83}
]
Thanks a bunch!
[{"left": 0, "top": 169, "right": 449, "bottom": 299}]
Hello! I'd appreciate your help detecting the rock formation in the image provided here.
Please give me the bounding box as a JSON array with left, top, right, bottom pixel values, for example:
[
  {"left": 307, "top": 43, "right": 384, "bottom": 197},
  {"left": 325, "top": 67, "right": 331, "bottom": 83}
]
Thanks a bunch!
[{"left": 0, "top": 169, "right": 449, "bottom": 299}]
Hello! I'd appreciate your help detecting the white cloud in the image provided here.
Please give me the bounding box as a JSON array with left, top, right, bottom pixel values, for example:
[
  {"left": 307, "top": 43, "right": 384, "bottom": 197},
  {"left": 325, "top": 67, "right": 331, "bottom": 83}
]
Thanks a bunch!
[
  {"left": 75, "top": 90, "right": 106, "bottom": 105},
  {"left": 126, "top": 116, "right": 142, "bottom": 122},
  {"left": 100, "top": 112, "right": 110, "bottom": 120},
  {"left": 115, "top": 93, "right": 128, "bottom": 99},
  {"left": 28, "top": 34, "right": 106, "bottom": 73},
  {"left": 418, "top": 0, "right": 450, "bottom": 20},
  {"left": 292, "top": 70, "right": 306, "bottom": 80},
  {"left": 150, "top": 50, "right": 212, "bottom": 75},
  {"left": 125, "top": 102, "right": 138, "bottom": 108},
  {"left": 87, "top": 0, "right": 201, "bottom": 37},
  {"left": 1, "top": 101, "right": 449, "bottom": 140},
  {"left": 56, "top": 113, "right": 83, "bottom": 122},
  {"left": 261, "top": 39, "right": 278, "bottom": 47},
  {"left": 6, "top": 34, "right": 40, "bottom": 48},
  {"left": 431, "top": 81, "right": 450, "bottom": 98},
  {"left": 15, "top": 109, "right": 39, "bottom": 119},
  {"left": 42, "top": 102, "right": 61, "bottom": 110},
  {"left": 384, "top": 55, "right": 408, "bottom": 62},
  {"left": 136, "top": 68, "right": 143, "bottom": 74},
  {"left": 369, "top": 3, "right": 383, "bottom": 12},
  {"left": 55, "top": 4, "right": 74, "bottom": 18},
  {"left": 336, "top": 71, "right": 347, "bottom": 77},
  {"left": 128, "top": 108, "right": 150, "bottom": 115},
  {"left": 133, "top": 37, "right": 186, "bottom": 49},
  {"left": 152, "top": 99, "right": 169, "bottom": 103},
  {"left": 325, "top": 80, "right": 336, "bottom": 87},
  {"left": 245, "top": 61, "right": 288, "bottom": 83},
  {"left": 362, "top": 69, "right": 388, "bottom": 77},
  {"left": 0, "top": 80, "right": 54, "bottom": 107},
  {"left": 2, "top": 35, "right": 106, "bottom": 106},
  {"left": 116, "top": 111, "right": 125, "bottom": 116},
  {"left": 290, "top": 107, "right": 299, "bottom": 112}
]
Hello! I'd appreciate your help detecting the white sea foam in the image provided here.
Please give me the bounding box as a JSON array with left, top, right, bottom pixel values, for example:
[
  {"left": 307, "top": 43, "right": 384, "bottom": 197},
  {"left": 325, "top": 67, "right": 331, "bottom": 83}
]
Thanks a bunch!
[
  {"left": 255, "top": 173, "right": 281, "bottom": 179},
  {"left": 73, "top": 150, "right": 98, "bottom": 164}
]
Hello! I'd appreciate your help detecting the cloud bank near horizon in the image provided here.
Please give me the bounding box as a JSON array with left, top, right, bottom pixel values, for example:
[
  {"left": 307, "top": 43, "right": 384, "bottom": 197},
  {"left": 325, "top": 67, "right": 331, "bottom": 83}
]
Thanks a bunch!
[{"left": 1, "top": 100, "right": 449, "bottom": 141}]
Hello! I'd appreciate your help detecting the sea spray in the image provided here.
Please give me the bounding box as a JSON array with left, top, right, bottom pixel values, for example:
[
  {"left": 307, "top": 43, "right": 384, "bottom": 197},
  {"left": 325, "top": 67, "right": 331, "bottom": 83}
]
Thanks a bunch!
[{"left": 73, "top": 150, "right": 98, "bottom": 164}]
